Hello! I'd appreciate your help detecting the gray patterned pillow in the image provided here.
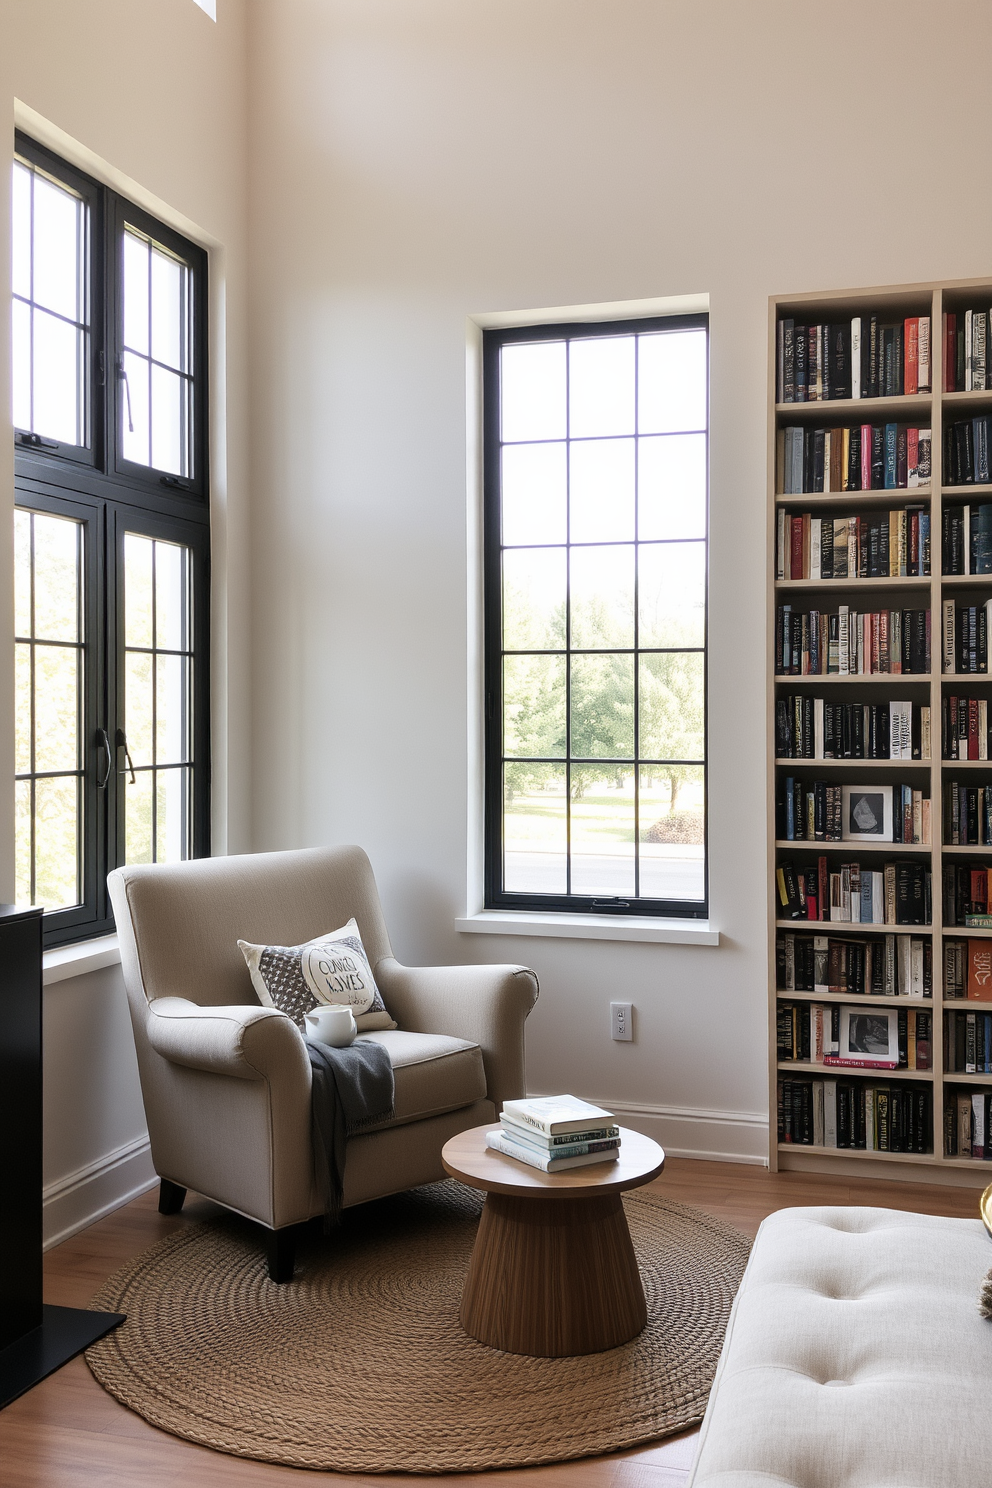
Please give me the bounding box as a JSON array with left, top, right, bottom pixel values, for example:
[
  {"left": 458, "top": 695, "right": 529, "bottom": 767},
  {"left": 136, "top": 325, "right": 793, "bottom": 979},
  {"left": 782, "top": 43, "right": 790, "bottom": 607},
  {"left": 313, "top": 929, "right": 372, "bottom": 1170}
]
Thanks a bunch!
[{"left": 238, "top": 918, "right": 396, "bottom": 1032}]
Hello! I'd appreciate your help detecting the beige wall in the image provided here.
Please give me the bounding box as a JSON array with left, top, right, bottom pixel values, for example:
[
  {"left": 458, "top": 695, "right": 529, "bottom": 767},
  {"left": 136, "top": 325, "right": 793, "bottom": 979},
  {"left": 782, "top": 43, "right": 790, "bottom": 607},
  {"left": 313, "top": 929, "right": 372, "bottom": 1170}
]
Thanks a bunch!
[
  {"left": 0, "top": 0, "right": 250, "bottom": 1236},
  {"left": 246, "top": 0, "right": 992, "bottom": 1159}
]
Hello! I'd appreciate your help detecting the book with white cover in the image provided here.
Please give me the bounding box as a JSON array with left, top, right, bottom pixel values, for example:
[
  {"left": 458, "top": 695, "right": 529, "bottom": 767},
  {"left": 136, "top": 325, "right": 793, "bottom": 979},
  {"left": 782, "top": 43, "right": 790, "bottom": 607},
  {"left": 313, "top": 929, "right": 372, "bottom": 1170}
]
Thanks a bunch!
[
  {"left": 500, "top": 1112, "right": 620, "bottom": 1148},
  {"left": 485, "top": 1129, "right": 620, "bottom": 1173},
  {"left": 500, "top": 1094, "right": 616, "bottom": 1137}
]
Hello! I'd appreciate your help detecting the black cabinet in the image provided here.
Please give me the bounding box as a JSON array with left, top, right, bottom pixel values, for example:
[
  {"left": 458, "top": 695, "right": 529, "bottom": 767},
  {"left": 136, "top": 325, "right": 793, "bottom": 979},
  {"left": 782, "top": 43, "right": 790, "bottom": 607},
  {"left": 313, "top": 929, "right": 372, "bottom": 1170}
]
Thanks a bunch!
[{"left": 0, "top": 904, "right": 124, "bottom": 1409}]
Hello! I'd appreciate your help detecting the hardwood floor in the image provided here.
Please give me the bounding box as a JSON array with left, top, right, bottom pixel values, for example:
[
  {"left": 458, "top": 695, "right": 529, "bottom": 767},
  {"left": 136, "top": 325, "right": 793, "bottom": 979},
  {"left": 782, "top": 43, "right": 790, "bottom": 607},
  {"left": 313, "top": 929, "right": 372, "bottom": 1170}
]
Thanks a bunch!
[{"left": 1, "top": 1158, "right": 984, "bottom": 1487}]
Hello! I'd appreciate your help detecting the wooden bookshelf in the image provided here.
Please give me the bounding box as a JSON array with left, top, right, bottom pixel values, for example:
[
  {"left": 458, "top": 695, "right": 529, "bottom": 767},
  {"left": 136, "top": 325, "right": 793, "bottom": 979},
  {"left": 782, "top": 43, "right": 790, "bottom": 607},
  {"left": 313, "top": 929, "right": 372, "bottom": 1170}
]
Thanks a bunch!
[{"left": 769, "top": 276, "right": 992, "bottom": 1181}]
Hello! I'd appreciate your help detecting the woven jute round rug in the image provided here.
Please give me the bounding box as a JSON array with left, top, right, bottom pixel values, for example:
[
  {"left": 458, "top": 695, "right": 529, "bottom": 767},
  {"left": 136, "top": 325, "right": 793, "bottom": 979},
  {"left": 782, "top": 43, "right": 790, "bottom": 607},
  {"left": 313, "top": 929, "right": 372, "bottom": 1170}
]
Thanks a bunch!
[{"left": 86, "top": 1181, "right": 750, "bottom": 1473}]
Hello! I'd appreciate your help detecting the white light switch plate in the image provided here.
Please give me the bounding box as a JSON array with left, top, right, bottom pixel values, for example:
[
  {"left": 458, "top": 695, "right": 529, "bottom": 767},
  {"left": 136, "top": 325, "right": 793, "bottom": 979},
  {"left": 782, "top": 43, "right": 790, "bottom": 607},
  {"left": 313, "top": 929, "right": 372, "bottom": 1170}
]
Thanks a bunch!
[{"left": 611, "top": 1001, "right": 632, "bottom": 1041}]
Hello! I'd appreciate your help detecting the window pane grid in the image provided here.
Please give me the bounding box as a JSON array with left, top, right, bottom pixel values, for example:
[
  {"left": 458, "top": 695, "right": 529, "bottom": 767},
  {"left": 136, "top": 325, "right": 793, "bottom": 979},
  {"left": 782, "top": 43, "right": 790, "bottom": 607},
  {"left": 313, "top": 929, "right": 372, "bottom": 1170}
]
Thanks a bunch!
[
  {"left": 494, "top": 322, "right": 707, "bottom": 908},
  {"left": 121, "top": 227, "right": 194, "bottom": 477},
  {"left": 12, "top": 158, "right": 89, "bottom": 447},
  {"left": 124, "top": 534, "right": 194, "bottom": 866},
  {"left": 14, "top": 510, "right": 84, "bottom": 910}
]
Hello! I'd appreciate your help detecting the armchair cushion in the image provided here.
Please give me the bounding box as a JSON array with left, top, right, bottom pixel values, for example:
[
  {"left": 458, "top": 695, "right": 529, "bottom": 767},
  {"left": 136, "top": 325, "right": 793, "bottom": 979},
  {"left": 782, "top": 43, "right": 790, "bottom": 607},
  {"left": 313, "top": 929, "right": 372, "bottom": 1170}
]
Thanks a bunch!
[
  {"left": 357, "top": 1030, "right": 487, "bottom": 1129},
  {"left": 238, "top": 919, "right": 396, "bottom": 1031}
]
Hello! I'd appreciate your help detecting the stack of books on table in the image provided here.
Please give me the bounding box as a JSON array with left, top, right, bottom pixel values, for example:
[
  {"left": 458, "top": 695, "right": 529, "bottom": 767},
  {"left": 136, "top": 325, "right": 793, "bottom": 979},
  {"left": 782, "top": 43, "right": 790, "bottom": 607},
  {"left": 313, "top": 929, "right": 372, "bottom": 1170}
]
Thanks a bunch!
[{"left": 485, "top": 1095, "right": 621, "bottom": 1173}]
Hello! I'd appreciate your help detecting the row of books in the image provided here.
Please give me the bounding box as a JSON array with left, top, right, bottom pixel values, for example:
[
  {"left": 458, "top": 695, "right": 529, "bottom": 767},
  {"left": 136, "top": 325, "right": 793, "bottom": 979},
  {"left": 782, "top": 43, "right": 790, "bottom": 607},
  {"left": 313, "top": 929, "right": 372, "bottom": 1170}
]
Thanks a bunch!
[
  {"left": 776, "top": 857, "right": 931, "bottom": 925},
  {"left": 945, "top": 782, "right": 992, "bottom": 846},
  {"left": 776, "top": 510, "right": 930, "bottom": 581},
  {"left": 777, "top": 778, "right": 930, "bottom": 846},
  {"left": 944, "top": 1091, "right": 992, "bottom": 1159},
  {"left": 945, "top": 419, "right": 992, "bottom": 487},
  {"left": 944, "top": 938, "right": 992, "bottom": 999},
  {"left": 944, "top": 310, "right": 992, "bottom": 392},
  {"left": 942, "top": 696, "right": 991, "bottom": 760},
  {"left": 943, "top": 865, "right": 992, "bottom": 928},
  {"left": 777, "top": 931, "right": 933, "bottom": 999},
  {"left": 941, "top": 602, "right": 992, "bottom": 675},
  {"left": 777, "top": 697, "right": 928, "bottom": 761},
  {"left": 776, "top": 317, "right": 931, "bottom": 404},
  {"left": 778, "top": 425, "right": 930, "bottom": 494},
  {"left": 485, "top": 1094, "right": 620, "bottom": 1173},
  {"left": 778, "top": 1001, "right": 931, "bottom": 1069},
  {"left": 945, "top": 1010, "right": 992, "bottom": 1073},
  {"left": 778, "top": 1077, "right": 933, "bottom": 1152},
  {"left": 776, "top": 605, "right": 931, "bottom": 676},
  {"left": 942, "top": 505, "right": 992, "bottom": 575}
]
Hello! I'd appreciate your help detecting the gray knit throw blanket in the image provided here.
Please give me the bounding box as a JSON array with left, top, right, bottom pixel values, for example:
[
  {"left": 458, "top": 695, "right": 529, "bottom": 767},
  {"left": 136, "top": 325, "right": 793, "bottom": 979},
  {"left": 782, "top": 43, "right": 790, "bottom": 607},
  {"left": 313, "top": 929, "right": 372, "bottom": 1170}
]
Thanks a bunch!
[{"left": 305, "top": 1037, "right": 395, "bottom": 1226}]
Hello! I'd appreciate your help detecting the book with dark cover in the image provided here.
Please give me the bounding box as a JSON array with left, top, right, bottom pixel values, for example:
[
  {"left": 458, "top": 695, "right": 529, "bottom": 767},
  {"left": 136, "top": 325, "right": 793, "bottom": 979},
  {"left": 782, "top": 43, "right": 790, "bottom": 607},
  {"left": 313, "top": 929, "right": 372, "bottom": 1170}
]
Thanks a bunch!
[
  {"left": 973, "top": 505, "right": 992, "bottom": 574},
  {"left": 871, "top": 426, "right": 884, "bottom": 488},
  {"left": 884, "top": 423, "right": 898, "bottom": 489},
  {"left": 794, "top": 324, "right": 808, "bottom": 402},
  {"left": 867, "top": 316, "right": 879, "bottom": 397},
  {"left": 828, "top": 324, "right": 850, "bottom": 400},
  {"left": 847, "top": 425, "right": 862, "bottom": 490},
  {"left": 782, "top": 319, "right": 795, "bottom": 402}
]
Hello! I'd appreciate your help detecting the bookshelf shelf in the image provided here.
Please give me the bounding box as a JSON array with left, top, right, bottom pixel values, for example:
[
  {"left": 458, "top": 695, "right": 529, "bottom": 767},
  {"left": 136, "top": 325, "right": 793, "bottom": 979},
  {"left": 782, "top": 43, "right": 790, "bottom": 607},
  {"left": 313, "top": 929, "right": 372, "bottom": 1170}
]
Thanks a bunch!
[
  {"left": 778, "top": 1060, "right": 933, "bottom": 1082},
  {"left": 770, "top": 277, "right": 992, "bottom": 1174},
  {"left": 775, "top": 394, "right": 931, "bottom": 422},
  {"left": 775, "top": 840, "right": 930, "bottom": 854},
  {"left": 775, "top": 576, "right": 930, "bottom": 592},
  {"left": 777, "top": 1143, "right": 936, "bottom": 1165},
  {"left": 775, "top": 673, "right": 933, "bottom": 686},
  {"left": 775, "top": 920, "right": 929, "bottom": 934},
  {"left": 775, "top": 758, "right": 931, "bottom": 770},
  {"left": 778, "top": 988, "right": 931, "bottom": 1007},
  {"left": 776, "top": 489, "right": 932, "bottom": 510}
]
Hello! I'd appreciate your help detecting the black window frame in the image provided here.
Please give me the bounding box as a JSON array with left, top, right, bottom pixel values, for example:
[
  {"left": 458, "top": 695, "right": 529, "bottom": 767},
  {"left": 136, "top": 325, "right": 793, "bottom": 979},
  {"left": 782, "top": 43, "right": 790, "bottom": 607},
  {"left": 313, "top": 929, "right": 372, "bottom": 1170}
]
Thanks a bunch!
[
  {"left": 482, "top": 313, "right": 709, "bottom": 921},
  {"left": 13, "top": 134, "right": 210, "bottom": 947}
]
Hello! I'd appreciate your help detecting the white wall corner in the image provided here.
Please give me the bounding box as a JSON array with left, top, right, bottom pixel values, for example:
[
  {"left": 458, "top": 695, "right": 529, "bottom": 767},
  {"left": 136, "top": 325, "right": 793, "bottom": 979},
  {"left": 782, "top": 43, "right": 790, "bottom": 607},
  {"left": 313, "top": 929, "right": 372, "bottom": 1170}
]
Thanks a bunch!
[{"left": 43, "top": 1135, "right": 156, "bottom": 1251}]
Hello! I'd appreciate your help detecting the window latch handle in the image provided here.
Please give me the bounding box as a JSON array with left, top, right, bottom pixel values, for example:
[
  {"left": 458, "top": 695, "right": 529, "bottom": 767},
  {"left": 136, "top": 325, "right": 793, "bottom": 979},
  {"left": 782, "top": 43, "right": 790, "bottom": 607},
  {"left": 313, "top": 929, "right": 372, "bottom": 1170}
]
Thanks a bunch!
[
  {"left": 591, "top": 898, "right": 631, "bottom": 912},
  {"left": 116, "top": 728, "right": 136, "bottom": 785},
  {"left": 116, "top": 361, "right": 134, "bottom": 433},
  {"left": 17, "top": 430, "right": 58, "bottom": 450},
  {"left": 96, "top": 728, "right": 113, "bottom": 789}
]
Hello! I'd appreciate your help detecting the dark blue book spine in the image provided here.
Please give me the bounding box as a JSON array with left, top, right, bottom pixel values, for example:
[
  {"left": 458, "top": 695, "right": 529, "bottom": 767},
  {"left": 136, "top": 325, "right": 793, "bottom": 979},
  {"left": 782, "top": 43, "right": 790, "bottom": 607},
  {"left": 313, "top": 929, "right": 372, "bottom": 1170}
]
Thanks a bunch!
[{"left": 884, "top": 424, "right": 898, "bottom": 489}]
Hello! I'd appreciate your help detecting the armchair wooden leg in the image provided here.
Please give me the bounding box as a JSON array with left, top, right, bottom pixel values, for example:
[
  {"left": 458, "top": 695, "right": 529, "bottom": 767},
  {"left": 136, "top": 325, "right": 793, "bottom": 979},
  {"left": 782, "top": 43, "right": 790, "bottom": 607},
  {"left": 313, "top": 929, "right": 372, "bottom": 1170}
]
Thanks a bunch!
[
  {"left": 266, "top": 1226, "right": 296, "bottom": 1284},
  {"left": 158, "top": 1178, "right": 187, "bottom": 1215}
]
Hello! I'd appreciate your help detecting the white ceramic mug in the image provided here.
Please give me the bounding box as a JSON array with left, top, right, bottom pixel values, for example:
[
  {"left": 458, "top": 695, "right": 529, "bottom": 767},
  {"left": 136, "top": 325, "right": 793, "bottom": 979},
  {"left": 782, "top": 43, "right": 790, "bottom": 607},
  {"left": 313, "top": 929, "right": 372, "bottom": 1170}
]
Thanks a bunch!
[{"left": 305, "top": 1004, "right": 357, "bottom": 1047}]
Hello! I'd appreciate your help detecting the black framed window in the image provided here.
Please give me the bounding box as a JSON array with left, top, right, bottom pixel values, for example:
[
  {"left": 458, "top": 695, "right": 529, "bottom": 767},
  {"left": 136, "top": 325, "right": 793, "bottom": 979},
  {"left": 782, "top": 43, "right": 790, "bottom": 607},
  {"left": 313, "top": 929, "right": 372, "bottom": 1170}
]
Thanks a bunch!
[
  {"left": 11, "top": 134, "right": 209, "bottom": 946},
  {"left": 483, "top": 315, "right": 708, "bottom": 918}
]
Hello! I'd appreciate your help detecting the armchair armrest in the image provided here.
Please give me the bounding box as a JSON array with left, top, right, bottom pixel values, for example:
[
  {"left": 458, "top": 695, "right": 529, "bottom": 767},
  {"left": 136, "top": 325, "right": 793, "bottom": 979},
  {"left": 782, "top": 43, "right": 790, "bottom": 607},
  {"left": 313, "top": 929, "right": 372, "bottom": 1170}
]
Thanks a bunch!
[
  {"left": 147, "top": 997, "right": 311, "bottom": 1088},
  {"left": 374, "top": 959, "right": 538, "bottom": 1110}
]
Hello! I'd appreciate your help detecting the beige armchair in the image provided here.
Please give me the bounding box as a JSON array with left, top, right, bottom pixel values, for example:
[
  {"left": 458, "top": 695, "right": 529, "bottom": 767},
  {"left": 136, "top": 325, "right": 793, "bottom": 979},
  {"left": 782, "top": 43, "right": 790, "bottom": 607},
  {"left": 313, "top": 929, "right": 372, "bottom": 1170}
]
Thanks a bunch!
[{"left": 108, "top": 845, "right": 538, "bottom": 1280}]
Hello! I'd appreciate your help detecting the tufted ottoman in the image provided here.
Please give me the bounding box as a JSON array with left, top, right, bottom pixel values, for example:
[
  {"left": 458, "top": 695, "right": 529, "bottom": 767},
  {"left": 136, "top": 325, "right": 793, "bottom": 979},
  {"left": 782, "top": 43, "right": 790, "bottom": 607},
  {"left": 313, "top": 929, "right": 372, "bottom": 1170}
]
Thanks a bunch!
[{"left": 688, "top": 1206, "right": 992, "bottom": 1488}]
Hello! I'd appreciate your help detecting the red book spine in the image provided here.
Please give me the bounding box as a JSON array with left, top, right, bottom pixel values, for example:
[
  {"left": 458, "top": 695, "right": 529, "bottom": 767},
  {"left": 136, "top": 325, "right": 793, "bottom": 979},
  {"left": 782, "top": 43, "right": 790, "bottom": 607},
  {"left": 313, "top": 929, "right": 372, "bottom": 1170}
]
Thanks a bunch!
[
  {"left": 905, "top": 317, "right": 919, "bottom": 395},
  {"left": 879, "top": 610, "right": 890, "bottom": 672},
  {"left": 860, "top": 424, "right": 872, "bottom": 489},
  {"left": 791, "top": 517, "right": 803, "bottom": 580},
  {"left": 910, "top": 509, "right": 919, "bottom": 573},
  {"left": 970, "top": 697, "right": 980, "bottom": 759},
  {"left": 944, "top": 312, "right": 957, "bottom": 391}
]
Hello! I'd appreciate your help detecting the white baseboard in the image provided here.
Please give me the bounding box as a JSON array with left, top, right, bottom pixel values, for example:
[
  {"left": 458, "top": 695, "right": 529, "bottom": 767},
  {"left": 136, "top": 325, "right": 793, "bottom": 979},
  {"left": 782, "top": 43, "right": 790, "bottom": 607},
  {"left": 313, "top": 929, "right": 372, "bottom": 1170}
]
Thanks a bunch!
[
  {"left": 43, "top": 1135, "right": 157, "bottom": 1251},
  {"left": 528, "top": 1094, "right": 769, "bottom": 1166}
]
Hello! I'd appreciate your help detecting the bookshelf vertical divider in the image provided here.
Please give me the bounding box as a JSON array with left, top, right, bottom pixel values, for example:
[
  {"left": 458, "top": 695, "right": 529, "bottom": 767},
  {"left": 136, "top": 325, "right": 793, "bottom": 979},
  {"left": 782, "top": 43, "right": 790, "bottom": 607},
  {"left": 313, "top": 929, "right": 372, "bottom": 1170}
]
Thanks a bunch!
[{"left": 768, "top": 278, "right": 992, "bottom": 1182}]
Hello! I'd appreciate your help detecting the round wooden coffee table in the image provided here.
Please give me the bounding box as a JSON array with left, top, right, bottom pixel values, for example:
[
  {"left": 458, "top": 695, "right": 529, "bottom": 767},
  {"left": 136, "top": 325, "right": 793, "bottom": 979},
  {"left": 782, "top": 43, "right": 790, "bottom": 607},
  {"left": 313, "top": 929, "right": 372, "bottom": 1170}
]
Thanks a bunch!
[{"left": 442, "top": 1123, "right": 665, "bottom": 1357}]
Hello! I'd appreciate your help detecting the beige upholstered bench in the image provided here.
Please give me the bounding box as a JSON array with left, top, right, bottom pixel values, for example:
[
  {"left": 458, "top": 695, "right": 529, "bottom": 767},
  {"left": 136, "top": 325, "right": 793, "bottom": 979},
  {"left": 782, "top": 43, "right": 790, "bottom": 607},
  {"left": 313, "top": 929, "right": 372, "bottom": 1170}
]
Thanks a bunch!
[{"left": 689, "top": 1206, "right": 992, "bottom": 1488}]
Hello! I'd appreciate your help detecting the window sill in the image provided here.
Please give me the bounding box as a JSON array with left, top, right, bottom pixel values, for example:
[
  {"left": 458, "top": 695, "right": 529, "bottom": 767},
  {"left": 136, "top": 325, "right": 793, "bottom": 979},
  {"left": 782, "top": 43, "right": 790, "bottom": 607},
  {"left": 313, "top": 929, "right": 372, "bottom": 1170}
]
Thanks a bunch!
[
  {"left": 454, "top": 912, "right": 720, "bottom": 946},
  {"left": 43, "top": 934, "right": 121, "bottom": 986}
]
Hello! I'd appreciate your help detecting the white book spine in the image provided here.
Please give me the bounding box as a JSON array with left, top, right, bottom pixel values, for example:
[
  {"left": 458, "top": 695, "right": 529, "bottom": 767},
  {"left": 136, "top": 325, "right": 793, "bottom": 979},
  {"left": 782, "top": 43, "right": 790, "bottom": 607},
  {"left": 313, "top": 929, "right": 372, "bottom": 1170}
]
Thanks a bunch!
[
  {"left": 838, "top": 606, "right": 850, "bottom": 675},
  {"left": 918, "top": 316, "right": 930, "bottom": 392},
  {"left": 944, "top": 600, "right": 956, "bottom": 673},
  {"left": 813, "top": 697, "right": 824, "bottom": 759},
  {"left": 872, "top": 871, "right": 885, "bottom": 924},
  {"left": 810, "top": 518, "right": 821, "bottom": 580},
  {"left": 851, "top": 317, "right": 861, "bottom": 398},
  {"left": 823, "top": 1080, "right": 838, "bottom": 1147},
  {"left": 777, "top": 508, "right": 787, "bottom": 580},
  {"left": 981, "top": 699, "right": 988, "bottom": 761},
  {"left": 823, "top": 430, "right": 831, "bottom": 493}
]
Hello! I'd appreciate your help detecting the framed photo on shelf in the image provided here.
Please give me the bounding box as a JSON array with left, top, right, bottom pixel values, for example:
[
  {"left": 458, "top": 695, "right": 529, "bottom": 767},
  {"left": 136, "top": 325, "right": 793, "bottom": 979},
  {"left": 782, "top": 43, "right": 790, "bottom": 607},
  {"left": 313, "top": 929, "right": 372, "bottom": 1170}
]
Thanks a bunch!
[
  {"left": 824, "top": 1006, "right": 899, "bottom": 1069},
  {"left": 842, "top": 784, "right": 893, "bottom": 842}
]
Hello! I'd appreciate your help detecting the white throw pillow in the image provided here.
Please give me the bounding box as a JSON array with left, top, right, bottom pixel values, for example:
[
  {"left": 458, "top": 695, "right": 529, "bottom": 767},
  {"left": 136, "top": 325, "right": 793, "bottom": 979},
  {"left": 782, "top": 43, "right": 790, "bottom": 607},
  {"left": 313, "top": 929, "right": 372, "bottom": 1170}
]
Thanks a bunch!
[{"left": 238, "top": 919, "right": 397, "bottom": 1031}]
